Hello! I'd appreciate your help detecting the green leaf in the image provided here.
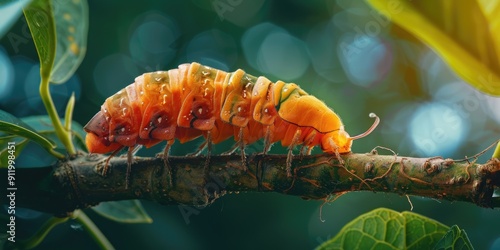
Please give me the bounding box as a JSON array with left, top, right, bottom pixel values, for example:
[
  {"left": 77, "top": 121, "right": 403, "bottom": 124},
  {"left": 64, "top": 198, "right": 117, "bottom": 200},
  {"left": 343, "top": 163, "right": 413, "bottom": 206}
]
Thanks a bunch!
[
  {"left": 92, "top": 200, "right": 153, "bottom": 224},
  {"left": 0, "top": 110, "right": 63, "bottom": 162},
  {"left": 433, "top": 225, "right": 474, "bottom": 250},
  {"left": 23, "top": 0, "right": 56, "bottom": 80},
  {"left": 366, "top": 0, "right": 500, "bottom": 96},
  {"left": 50, "top": 0, "right": 88, "bottom": 84},
  {"left": 24, "top": 0, "right": 77, "bottom": 155},
  {"left": 0, "top": 0, "right": 32, "bottom": 38},
  {"left": 493, "top": 141, "right": 500, "bottom": 159},
  {"left": 0, "top": 114, "right": 87, "bottom": 162},
  {"left": 317, "top": 208, "right": 450, "bottom": 250},
  {"left": 21, "top": 0, "right": 89, "bottom": 84},
  {"left": 0, "top": 137, "right": 29, "bottom": 168},
  {"left": 0, "top": 109, "right": 37, "bottom": 131}
]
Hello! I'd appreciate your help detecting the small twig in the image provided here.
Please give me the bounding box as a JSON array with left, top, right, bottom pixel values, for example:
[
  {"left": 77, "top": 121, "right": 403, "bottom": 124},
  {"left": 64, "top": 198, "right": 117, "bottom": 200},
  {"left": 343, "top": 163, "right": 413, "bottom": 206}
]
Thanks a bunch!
[{"left": 454, "top": 139, "right": 500, "bottom": 162}]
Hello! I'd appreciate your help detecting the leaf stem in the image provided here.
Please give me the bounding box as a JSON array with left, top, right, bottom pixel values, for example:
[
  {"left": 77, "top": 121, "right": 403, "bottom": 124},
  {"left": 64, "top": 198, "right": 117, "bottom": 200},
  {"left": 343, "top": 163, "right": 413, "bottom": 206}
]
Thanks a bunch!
[
  {"left": 39, "top": 77, "right": 76, "bottom": 155},
  {"left": 24, "top": 0, "right": 76, "bottom": 156},
  {"left": 64, "top": 93, "right": 75, "bottom": 131},
  {"left": 49, "top": 148, "right": 66, "bottom": 159},
  {"left": 72, "top": 210, "right": 115, "bottom": 250}
]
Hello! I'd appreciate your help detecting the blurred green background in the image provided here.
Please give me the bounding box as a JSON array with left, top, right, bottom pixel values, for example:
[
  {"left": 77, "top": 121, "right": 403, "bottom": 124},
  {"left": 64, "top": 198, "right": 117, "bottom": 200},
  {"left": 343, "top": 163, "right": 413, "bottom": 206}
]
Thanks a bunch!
[{"left": 1, "top": 0, "right": 500, "bottom": 249}]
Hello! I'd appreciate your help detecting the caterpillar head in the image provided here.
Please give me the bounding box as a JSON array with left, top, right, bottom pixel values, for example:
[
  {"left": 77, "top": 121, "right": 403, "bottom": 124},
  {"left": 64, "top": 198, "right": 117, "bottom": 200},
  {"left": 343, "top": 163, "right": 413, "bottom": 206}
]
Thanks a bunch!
[
  {"left": 321, "top": 129, "right": 352, "bottom": 154},
  {"left": 84, "top": 111, "right": 122, "bottom": 154},
  {"left": 321, "top": 113, "right": 379, "bottom": 154}
]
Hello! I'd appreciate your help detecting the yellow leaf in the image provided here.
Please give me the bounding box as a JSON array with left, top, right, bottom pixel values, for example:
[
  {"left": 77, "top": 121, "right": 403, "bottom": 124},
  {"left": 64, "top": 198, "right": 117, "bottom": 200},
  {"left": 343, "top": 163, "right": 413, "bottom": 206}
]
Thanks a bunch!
[{"left": 366, "top": 0, "right": 500, "bottom": 96}]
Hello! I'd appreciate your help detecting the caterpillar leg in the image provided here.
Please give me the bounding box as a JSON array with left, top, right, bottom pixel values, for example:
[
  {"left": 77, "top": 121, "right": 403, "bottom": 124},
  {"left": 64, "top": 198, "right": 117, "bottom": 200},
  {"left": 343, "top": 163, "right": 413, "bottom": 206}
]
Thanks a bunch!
[
  {"left": 188, "top": 140, "right": 208, "bottom": 157},
  {"left": 299, "top": 131, "right": 316, "bottom": 158},
  {"left": 131, "top": 145, "right": 142, "bottom": 155},
  {"left": 306, "top": 146, "right": 314, "bottom": 155},
  {"left": 327, "top": 137, "right": 344, "bottom": 165},
  {"left": 299, "top": 145, "right": 307, "bottom": 156},
  {"left": 299, "top": 145, "right": 314, "bottom": 158},
  {"left": 102, "top": 146, "right": 124, "bottom": 176},
  {"left": 221, "top": 143, "right": 239, "bottom": 156},
  {"left": 125, "top": 146, "right": 135, "bottom": 189},
  {"left": 204, "top": 131, "right": 212, "bottom": 172},
  {"left": 334, "top": 148, "right": 344, "bottom": 165},
  {"left": 262, "top": 125, "right": 272, "bottom": 154},
  {"left": 220, "top": 127, "right": 246, "bottom": 157},
  {"left": 286, "top": 129, "right": 302, "bottom": 177},
  {"left": 238, "top": 127, "right": 247, "bottom": 171},
  {"left": 300, "top": 132, "right": 316, "bottom": 159},
  {"left": 162, "top": 140, "right": 175, "bottom": 186}
]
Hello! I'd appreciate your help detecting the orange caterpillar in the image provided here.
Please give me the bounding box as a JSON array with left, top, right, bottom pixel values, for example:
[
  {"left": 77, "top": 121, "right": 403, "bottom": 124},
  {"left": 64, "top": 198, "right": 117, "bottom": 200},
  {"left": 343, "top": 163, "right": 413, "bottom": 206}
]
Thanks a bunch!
[{"left": 84, "top": 62, "right": 379, "bottom": 178}]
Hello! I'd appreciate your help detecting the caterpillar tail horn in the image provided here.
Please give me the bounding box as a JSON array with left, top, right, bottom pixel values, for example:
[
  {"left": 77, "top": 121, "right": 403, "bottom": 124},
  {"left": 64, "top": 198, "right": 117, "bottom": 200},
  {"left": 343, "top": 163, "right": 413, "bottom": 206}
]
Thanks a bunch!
[{"left": 350, "top": 113, "right": 379, "bottom": 141}]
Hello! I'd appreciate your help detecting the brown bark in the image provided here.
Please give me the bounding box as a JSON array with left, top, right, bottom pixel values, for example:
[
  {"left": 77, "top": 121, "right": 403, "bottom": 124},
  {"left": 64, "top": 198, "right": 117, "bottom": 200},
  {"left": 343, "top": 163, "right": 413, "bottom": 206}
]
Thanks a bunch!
[{"left": 2, "top": 151, "right": 499, "bottom": 216}]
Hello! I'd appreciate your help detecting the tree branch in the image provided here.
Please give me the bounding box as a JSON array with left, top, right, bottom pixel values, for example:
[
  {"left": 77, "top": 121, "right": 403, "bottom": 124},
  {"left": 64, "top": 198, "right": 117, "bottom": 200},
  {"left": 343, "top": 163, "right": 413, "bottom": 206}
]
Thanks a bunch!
[{"left": 2, "top": 151, "right": 499, "bottom": 216}]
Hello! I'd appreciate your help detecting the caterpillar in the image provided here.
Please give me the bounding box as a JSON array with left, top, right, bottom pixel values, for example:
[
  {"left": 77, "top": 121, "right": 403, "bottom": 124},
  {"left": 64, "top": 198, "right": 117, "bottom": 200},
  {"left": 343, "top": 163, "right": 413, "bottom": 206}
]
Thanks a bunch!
[{"left": 84, "top": 62, "right": 379, "bottom": 186}]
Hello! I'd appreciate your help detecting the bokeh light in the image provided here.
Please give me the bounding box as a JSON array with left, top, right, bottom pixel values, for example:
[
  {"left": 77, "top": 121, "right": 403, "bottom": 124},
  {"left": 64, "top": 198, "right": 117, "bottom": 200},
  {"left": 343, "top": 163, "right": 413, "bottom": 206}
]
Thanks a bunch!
[
  {"left": 190, "top": 0, "right": 267, "bottom": 27},
  {"left": 306, "top": 19, "right": 346, "bottom": 83},
  {"left": 2, "top": 56, "right": 32, "bottom": 111},
  {"left": 1, "top": 1, "right": 500, "bottom": 249},
  {"left": 242, "top": 22, "right": 286, "bottom": 71},
  {"left": 491, "top": 238, "right": 500, "bottom": 250},
  {"left": 338, "top": 34, "right": 393, "bottom": 87},
  {"left": 0, "top": 0, "right": 30, "bottom": 37},
  {"left": 92, "top": 53, "right": 140, "bottom": 102},
  {"left": 242, "top": 22, "right": 309, "bottom": 81},
  {"left": 419, "top": 49, "right": 462, "bottom": 95},
  {"left": 0, "top": 46, "right": 14, "bottom": 102},
  {"left": 20, "top": 62, "right": 81, "bottom": 117},
  {"left": 484, "top": 95, "right": 500, "bottom": 125},
  {"left": 0, "top": 54, "right": 80, "bottom": 117},
  {"left": 258, "top": 31, "right": 309, "bottom": 80},
  {"left": 24, "top": 63, "right": 43, "bottom": 111},
  {"left": 409, "top": 102, "right": 469, "bottom": 157},
  {"left": 185, "top": 29, "right": 237, "bottom": 70},
  {"left": 129, "top": 11, "right": 179, "bottom": 69},
  {"left": 432, "top": 82, "right": 489, "bottom": 130}
]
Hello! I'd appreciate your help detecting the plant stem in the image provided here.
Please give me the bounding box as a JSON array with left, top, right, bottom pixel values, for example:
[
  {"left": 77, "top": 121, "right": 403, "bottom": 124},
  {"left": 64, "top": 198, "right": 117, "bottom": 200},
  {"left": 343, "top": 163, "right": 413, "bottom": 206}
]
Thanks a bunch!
[
  {"left": 64, "top": 93, "right": 75, "bottom": 131},
  {"left": 24, "top": 0, "right": 75, "bottom": 156},
  {"left": 49, "top": 148, "right": 66, "bottom": 159},
  {"left": 39, "top": 77, "right": 76, "bottom": 155},
  {"left": 1, "top": 153, "right": 499, "bottom": 215},
  {"left": 73, "top": 210, "right": 115, "bottom": 250}
]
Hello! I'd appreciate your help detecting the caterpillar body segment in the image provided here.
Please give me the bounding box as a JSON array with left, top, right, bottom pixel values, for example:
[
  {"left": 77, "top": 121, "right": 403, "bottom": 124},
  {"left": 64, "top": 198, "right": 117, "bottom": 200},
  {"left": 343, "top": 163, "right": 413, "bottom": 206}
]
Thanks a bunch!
[{"left": 84, "top": 62, "right": 380, "bottom": 177}]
